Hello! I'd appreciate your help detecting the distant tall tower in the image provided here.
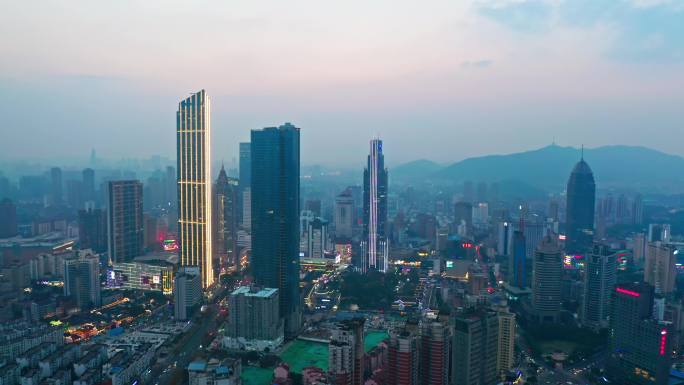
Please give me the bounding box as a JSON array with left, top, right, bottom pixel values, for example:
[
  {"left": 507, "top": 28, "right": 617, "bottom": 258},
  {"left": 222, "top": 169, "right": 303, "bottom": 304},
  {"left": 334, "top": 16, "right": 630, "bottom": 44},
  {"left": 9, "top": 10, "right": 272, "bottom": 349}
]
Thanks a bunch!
[
  {"left": 239, "top": 142, "right": 251, "bottom": 228},
  {"left": 251, "top": 123, "right": 301, "bottom": 337},
  {"left": 213, "top": 165, "right": 239, "bottom": 271},
  {"left": 107, "top": 180, "right": 144, "bottom": 263},
  {"left": 565, "top": 153, "right": 596, "bottom": 255},
  {"left": 362, "top": 138, "right": 389, "bottom": 272},
  {"left": 176, "top": 90, "right": 213, "bottom": 288}
]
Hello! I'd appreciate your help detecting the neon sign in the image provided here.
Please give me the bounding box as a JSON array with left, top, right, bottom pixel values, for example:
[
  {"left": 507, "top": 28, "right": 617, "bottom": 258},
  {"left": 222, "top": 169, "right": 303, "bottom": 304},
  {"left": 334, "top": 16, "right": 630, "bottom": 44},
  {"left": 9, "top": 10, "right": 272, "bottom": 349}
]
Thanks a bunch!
[
  {"left": 660, "top": 329, "right": 667, "bottom": 356},
  {"left": 616, "top": 287, "right": 640, "bottom": 297}
]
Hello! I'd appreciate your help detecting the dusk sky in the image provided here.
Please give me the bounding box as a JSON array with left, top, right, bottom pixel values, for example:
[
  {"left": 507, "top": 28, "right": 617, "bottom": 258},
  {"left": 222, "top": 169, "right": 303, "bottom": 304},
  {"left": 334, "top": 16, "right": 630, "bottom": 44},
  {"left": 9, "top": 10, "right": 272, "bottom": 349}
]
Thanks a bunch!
[{"left": 1, "top": 0, "right": 683, "bottom": 166}]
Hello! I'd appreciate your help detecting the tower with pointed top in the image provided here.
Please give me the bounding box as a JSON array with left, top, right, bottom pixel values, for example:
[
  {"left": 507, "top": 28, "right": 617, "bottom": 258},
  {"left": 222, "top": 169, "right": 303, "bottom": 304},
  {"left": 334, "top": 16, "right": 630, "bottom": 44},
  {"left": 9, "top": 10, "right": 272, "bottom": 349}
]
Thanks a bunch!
[
  {"left": 213, "top": 164, "right": 239, "bottom": 274},
  {"left": 177, "top": 89, "right": 213, "bottom": 288},
  {"left": 565, "top": 150, "right": 596, "bottom": 255}
]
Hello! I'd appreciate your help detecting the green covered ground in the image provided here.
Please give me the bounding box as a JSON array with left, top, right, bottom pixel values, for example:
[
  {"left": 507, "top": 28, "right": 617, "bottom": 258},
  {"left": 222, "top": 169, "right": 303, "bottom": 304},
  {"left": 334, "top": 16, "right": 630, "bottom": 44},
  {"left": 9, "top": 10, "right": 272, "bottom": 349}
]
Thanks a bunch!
[
  {"left": 279, "top": 339, "right": 330, "bottom": 373},
  {"left": 242, "top": 330, "right": 390, "bottom": 382},
  {"left": 364, "top": 331, "right": 389, "bottom": 352},
  {"left": 241, "top": 366, "right": 273, "bottom": 385}
]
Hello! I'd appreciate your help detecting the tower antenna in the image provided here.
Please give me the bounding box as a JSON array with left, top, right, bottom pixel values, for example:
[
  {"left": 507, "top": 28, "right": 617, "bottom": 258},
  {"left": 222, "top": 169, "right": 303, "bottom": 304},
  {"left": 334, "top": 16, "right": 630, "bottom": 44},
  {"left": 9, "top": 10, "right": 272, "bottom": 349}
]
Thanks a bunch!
[{"left": 581, "top": 144, "right": 584, "bottom": 160}]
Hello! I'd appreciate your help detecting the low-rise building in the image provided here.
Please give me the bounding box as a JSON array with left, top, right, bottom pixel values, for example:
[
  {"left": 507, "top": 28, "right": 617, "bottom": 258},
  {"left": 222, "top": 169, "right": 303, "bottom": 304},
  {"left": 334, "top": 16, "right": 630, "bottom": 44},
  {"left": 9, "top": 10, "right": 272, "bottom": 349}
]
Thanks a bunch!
[
  {"left": 108, "top": 261, "right": 174, "bottom": 294},
  {"left": 188, "top": 358, "right": 242, "bottom": 385}
]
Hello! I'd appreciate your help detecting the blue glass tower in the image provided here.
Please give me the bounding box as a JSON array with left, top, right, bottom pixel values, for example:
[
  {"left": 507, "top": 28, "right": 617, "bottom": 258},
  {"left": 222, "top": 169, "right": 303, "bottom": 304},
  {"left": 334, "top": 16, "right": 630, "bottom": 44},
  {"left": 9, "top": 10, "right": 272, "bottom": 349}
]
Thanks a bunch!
[
  {"left": 251, "top": 123, "right": 301, "bottom": 336},
  {"left": 566, "top": 155, "right": 596, "bottom": 255},
  {"left": 511, "top": 230, "right": 527, "bottom": 288}
]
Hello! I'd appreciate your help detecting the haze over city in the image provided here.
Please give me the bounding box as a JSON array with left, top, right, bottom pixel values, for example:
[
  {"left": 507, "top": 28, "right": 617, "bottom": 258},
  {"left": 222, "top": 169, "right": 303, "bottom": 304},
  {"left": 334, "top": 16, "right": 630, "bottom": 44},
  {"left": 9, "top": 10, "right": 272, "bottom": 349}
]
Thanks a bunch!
[
  {"left": 2, "top": 2, "right": 684, "bottom": 385},
  {"left": 1, "top": 0, "right": 683, "bottom": 165}
]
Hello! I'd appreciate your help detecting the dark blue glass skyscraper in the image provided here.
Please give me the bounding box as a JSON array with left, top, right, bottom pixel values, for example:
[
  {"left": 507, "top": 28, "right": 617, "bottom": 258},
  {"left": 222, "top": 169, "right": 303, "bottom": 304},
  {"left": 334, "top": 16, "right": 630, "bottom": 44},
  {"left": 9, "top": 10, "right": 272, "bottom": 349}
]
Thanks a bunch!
[
  {"left": 565, "top": 155, "right": 596, "bottom": 255},
  {"left": 251, "top": 123, "right": 301, "bottom": 336},
  {"left": 511, "top": 230, "right": 527, "bottom": 288}
]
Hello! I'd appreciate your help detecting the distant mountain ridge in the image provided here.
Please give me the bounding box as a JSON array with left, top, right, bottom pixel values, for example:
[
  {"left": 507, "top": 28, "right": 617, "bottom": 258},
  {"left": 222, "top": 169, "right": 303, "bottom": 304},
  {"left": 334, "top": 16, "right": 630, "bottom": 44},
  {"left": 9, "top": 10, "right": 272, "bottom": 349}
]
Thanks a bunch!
[
  {"left": 391, "top": 145, "right": 684, "bottom": 193},
  {"left": 391, "top": 159, "right": 443, "bottom": 180}
]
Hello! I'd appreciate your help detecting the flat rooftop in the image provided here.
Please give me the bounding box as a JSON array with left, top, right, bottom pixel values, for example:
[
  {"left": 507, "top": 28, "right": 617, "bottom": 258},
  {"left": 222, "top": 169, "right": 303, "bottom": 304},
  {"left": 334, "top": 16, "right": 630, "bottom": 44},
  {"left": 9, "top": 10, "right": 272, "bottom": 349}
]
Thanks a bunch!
[{"left": 231, "top": 286, "right": 278, "bottom": 298}]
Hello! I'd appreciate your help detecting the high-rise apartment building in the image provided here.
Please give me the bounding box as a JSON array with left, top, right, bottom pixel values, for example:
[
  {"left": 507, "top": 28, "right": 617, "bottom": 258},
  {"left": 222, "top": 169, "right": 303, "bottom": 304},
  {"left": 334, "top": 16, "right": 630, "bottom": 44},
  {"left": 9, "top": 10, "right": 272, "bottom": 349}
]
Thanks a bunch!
[
  {"left": 632, "top": 194, "right": 644, "bottom": 225},
  {"left": 565, "top": 156, "right": 596, "bottom": 255},
  {"left": 143, "top": 213, "right": 158, "bottom": 250},
  {"left": 497, "top": 221, "right": 513, "bottom": 257},
  {"left": 0, "top": 198, "right": 18, "bottom": 238},
  {"left": 454, "top": 201, "right": 473, "bottom": 237},
  {"left": 362, "top": 138, "right": 389, "bottom": 273},
  {"left": 387, "top": 328, "right": 419, "bottom": 385},
  {"left": 251, "top": 123, "right": 301, "bottom": 336},
  {"left": 645, "top": 242, "right": 676, "bottom": 294},
  {"left": 452, "top": 310, "right": 499, "bottom": 385},
  {"left": 306, "top": 217, "right": 329, "bottom": 259},
  {"left": 177, "top": 89, "right": 213, "bottom": 288},
  {"left": 581, "top": 244, "right": 617, "bottom": 331},
  {"left": 328, "top": 318, "right": 365, "bottom": 385},
  {"left": 225, "top": 286, "right": 283, "bottom": 351},
  {"left": 648, "top": 224, "right": 671, "bottom": 243},
  {"left": 173, "top": 272, "right": 202, "bottom": 321},
  {"left": 64, "top": 252, "right": 101, "bottom": 310},
  {"left": 334, "top": 188, "right": 355, "bottom": 241},
  {"left": 420, "top": 319, "right": 450, "bottom": 385},
  {"left": 213, "top": 165, "right": 239, "bottom": 270},
  {"left": 606, "top": 283, "right": 672, "bottom": 385},
  {"left": 107, "top": 180, "right": 143, "bottom": 263},
  {"left": 79, "top": 208, "right": 107, "bottom": 253},
  {"left": 496, "top": 311, "right": 516, "bottom": 376},
  {"left": 532, "top": 235, "right": 562, "bottom": 323},
  {"left": 633, "top": 232, "right": 647, "bottom": 266}
]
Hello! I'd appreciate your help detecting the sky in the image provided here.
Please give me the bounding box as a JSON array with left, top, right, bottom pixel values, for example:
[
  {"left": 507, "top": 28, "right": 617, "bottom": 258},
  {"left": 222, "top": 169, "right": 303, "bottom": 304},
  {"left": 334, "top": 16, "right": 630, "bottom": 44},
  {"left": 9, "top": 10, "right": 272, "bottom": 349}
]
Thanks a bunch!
[{"left": 1, "top": 0, "right": 683, "bottom": 167}]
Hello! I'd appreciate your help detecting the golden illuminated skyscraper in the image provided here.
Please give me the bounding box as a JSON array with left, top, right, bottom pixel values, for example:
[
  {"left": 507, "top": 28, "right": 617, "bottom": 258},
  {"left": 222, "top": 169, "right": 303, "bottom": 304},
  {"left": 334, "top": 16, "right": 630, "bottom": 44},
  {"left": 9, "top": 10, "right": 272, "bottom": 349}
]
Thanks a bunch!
[{"left": 176, "top": 90, "right": 213, "bottom": 288}]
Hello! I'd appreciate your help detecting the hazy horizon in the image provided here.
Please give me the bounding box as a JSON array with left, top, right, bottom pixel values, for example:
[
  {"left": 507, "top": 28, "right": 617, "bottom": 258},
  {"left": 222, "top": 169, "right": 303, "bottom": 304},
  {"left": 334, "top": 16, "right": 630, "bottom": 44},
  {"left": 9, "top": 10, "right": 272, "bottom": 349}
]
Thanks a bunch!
[{"left": 1, "top": 1, "right": 683, "bottom": 165}]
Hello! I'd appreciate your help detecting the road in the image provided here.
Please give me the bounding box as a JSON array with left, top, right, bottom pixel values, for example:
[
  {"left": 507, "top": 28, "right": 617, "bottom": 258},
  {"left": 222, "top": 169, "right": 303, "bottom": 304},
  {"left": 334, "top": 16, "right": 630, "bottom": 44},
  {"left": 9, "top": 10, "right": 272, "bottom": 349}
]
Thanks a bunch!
[
  {"left": 517, "top": 327, "right": 605, "bottom": 385},
  {"left": 147, "top": 283, "right": 231, "bottom": 385}
]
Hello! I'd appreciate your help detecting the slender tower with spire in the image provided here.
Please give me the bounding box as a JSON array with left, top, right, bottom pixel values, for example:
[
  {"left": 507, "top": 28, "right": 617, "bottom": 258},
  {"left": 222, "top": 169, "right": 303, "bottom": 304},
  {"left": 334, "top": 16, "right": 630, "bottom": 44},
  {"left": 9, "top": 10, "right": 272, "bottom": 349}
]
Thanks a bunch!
[
  {"left": 362, "top": 138, "right": 389, "bottom": 272},
  {"left": 213, "top": 164, "right": 238, "bottom": 273},
  {"left": 565, "top": 147, "right": 596, "bottom": 255}
]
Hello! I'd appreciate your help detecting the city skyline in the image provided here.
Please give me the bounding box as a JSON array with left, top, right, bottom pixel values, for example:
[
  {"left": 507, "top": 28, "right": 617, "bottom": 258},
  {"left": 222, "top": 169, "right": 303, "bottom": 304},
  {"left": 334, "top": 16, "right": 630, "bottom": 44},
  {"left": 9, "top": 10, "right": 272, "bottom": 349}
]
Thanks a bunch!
[
  {"left": 1, "top": 3, "right": 684, "bottom": 385},
  {"left": 1, "top": 1, "right": 683, "bottom": 165}
]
